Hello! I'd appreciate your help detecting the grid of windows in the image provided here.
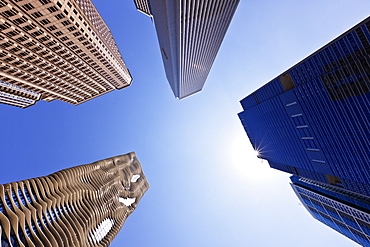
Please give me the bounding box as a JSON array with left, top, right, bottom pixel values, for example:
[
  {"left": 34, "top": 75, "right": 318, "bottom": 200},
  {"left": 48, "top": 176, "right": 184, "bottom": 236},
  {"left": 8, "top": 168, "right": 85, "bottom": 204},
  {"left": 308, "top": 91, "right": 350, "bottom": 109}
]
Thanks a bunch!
[
  {"left": 291, "top": 180, "right": 370, "bottom": 246},
  {"left": 238, "top": 17, "right": 370, "bottom": 197},
  {"left": 135, "top": 0, "right": 240, "bottom": 99},
  {"left": 0, "top": 0, "right": 132, "bottom": 108}
]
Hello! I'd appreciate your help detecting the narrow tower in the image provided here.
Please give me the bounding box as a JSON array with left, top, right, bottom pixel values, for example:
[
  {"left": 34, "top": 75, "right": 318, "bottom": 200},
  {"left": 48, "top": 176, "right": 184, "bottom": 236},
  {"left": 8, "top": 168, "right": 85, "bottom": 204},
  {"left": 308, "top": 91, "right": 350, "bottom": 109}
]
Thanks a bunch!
[
  {"left": 0, "top": 152, "right": 149, "bottom": 247},
  {"left": 134, "top": 0, "right": 240, "bottom": 99}
]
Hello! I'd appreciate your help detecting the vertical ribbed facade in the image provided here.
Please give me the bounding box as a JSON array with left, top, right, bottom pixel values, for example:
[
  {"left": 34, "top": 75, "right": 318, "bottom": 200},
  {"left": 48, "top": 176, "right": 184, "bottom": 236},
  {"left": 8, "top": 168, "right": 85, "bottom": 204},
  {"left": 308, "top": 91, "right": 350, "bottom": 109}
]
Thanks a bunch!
[
  {"left": 134, "top": 0, "right": 239, "bottom": 99},
  {"left": 238, "top": 17, "right": 370, "bottom": 197},
  {"left": 0, "top": 80, "right": 40, "bottom": 108},
  {"left": 0, "top": 0, "right": 132, "bottom": 107},
  {"left": 0, "top": 152, "right": 149, "bottom": 247},
  {"left": 291, "top": 175, "right": 370, "bottom": 246}
]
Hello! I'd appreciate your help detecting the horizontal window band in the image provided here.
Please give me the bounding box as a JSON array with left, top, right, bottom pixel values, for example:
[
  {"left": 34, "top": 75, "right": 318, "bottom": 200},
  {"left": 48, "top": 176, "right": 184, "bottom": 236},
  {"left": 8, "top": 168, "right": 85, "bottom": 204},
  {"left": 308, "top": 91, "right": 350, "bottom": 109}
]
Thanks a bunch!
[
  {"left": 296, "top": 125, "right": 308, "bottom": 129},
  {"left": 312, "top": 159, "right": 326, "bottom": 164},
  {"left": 301, "top": 137, "right": 314, "bottom": 140},
  {"left": 291, "top": 113, "right": 302, "bottom": 118},
  {"left": 307, "top": 148, "right": 320, "bottom": 152},
  {"left": 286, "top": 102, "right": 297, "bottom": 107}
]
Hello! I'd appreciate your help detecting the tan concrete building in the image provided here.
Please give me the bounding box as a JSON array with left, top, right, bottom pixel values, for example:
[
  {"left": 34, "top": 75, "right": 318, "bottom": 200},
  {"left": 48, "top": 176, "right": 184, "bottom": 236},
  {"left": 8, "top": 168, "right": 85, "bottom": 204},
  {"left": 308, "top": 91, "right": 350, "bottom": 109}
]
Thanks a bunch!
[
  {"left": 0, "top": 153, "right": 149, "bottom": 247},
  {"left": 0, "top": 0, "right": 132, "bottom": 108}
]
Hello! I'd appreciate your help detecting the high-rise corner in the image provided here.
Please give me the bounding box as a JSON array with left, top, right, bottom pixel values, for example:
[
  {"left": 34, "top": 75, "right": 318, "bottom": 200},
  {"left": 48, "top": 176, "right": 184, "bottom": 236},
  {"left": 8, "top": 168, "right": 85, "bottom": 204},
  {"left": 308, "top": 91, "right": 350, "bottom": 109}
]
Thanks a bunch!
[
  {"left": 238, "top": 16, "right": 370, "bottom": 244},
  {"left": 0, "top": 0, "right": 132, "bottom": 108},
  {"left": 290, "top": 175, "right": 370, "bottom": 246},
  {"left": 134, "top": 0, "right": 240, "bottom": 99},
  {"left": 0, "top": 152, "right": 149, "bottom": 246}
]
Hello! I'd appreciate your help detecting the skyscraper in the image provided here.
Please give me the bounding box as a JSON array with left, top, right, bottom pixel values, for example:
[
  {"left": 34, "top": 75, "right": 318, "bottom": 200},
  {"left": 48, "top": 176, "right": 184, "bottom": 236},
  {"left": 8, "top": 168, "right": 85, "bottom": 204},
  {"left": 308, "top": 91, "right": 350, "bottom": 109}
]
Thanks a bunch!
[
  {"left": 134, "top": 0, "right": 240, "bottom": 99},
  {"left": 238, "top": 16, "right": 370, "bottom": 197},
  {"left": 290, "top": 175, "right": 370, "bottom": 246},
  {"left": 0, "top": 0, "right": 132, "bottom": 108},
  {"left": 0, "top": 152, "right": 149, "bottom": 247}
]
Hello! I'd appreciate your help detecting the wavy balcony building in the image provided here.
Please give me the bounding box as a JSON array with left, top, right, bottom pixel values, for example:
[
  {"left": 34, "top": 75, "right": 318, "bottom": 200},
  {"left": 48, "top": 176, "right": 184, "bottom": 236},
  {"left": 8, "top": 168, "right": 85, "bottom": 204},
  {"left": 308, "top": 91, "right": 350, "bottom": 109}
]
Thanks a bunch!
[
  {"left": 0, "top": 152, "right": 149, "bottom": 247},
  {"left": 134, "top": 0, "right": 240, "bottom": 99},
  {"left": 0, "top": 0, "right": 132, "bottom": 108}
]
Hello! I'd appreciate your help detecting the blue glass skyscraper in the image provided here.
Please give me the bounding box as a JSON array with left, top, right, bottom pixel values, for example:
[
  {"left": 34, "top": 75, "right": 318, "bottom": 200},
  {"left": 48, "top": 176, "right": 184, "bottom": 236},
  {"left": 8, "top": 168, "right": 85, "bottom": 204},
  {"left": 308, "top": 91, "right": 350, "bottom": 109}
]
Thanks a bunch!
[
  {"left": 291, "top": 175, "right": 370, "bottom": 246},
  {"left": 238, "top": 16, "right": 370, "bottom": 197}
]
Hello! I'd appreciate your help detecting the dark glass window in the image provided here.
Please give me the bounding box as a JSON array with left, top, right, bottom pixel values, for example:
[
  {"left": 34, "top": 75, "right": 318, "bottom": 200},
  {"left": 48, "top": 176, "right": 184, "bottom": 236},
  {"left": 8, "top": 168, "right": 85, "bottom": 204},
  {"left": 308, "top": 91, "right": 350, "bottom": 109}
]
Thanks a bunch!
[
  {"left": 47, "top": 25, "right": 57, "bottom": 31},
  {"left": 67, "top": 26, "right": 76, "bottom": 31},
  {"left": 40, "top": 19, "right": 50, "bottom": 25},
  {"left": 22, "top": 3, "right": 34, "bottom": 11},
  {"left": 31, "top": 11, "right": 43, "bottom": 18},
  {"left": 55, "top": 13, "right": 64, "bottom": 20},
  {"left": 47, "top": 6, "right": 58, "bottom": 13},
  {"left": 39, "top": 0, "right": 51, "bottom": 4},
  {"left": 61, "top": 20, "right": 71, "bottom": 26}
]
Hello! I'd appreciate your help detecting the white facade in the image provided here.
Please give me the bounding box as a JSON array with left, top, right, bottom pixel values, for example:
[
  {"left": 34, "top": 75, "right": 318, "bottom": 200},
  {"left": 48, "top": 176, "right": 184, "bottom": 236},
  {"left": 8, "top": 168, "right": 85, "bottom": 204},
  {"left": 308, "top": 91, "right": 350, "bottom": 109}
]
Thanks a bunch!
[{"left": 135, "top": 0, "right": 240, "bottom": 99}]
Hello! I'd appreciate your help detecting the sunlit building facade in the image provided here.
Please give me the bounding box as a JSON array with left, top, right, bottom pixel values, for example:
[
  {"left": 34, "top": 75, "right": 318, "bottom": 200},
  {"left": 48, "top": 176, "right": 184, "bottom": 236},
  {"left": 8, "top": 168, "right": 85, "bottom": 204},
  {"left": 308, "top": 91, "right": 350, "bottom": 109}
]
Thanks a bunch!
[
  {"left": 134, "top": 0, "right": 240, "bottom": 99},
  {"left": 0, "top": 0, "right": 132, "bottom": 108},
  {"left": 0, "top": 152, "right": 149, "bottom": 247},
  {"left": 0, "top": 80, "right": 41, "bottom": 108},
  {"left": 238, "top": 17, "right": 370, "bottom": 196},
  {"left": 291, "top": 175, "right": 370, "bottom": 246}
]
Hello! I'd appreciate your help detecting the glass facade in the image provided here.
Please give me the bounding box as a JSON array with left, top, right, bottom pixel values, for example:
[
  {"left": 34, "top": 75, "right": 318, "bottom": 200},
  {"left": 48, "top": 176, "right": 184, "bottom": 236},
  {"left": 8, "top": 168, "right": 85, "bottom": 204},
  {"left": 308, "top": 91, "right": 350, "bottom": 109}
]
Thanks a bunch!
[
  {"left": 291, "top": 175, "right": 370, "bottom": 246},
  {"left": 238, "top": 17, "right": 370, "bottom": 197}
]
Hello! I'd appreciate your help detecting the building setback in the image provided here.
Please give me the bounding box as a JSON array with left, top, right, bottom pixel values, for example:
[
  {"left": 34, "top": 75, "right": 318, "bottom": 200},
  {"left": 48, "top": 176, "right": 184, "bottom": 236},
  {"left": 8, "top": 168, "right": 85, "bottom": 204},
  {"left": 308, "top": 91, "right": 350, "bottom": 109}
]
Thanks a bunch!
[
  {"left": 238, "top": 16, "right": 370, "bottom": 197},
  {"left": 0, "top": 80, "right": 40, "bottom": 108},
  {"left": 0, "top": 0, "right": 132, "bottom": 108},
  {"left": 134, "top": 0, "right": 239, "bottom": 99},
  {"left": 290, "top": 175, "right": 370, "bottom": 246},
  {"left": 0, "top": 153, "right": 149, "bottom": 247}
]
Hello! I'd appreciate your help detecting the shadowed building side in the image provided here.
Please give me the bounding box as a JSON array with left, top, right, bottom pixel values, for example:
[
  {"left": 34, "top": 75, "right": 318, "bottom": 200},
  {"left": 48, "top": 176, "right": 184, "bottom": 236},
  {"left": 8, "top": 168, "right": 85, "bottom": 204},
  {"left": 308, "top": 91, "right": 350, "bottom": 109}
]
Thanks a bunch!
[
  {"left": 0, "top": 152, "right": 149, "bottom": 247},
  {"left": 134, "top": 0, "right": 240, "bottom": 99}
]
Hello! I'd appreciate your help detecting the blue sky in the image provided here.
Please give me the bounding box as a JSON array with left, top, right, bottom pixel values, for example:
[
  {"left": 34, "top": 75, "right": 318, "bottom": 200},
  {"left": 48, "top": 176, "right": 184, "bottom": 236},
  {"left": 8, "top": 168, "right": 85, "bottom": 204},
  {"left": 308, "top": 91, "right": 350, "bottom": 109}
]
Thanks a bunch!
[{"left": 0, "top": 0, "right": 369, "bottom": 246}]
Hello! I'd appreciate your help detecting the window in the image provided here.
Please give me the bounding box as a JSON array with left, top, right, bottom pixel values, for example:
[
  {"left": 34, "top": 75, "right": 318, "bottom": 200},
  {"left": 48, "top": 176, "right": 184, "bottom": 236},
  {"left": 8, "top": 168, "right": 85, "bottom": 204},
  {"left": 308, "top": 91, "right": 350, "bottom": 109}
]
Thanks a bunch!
[
  {"left": 1, "top": 9, "right": 18, "bottom": 18},
  {"left": 5, "top": 30, "right": 20, "bottom": 38},
  {"left": 12, "top": 17, "right": 28, "bottom": 25},
  {"left": 54, "top": 31, "right": 63, "bottom": 36},
  {"left": 22, "top": 3, "right": 34, "bottom": 11},
  {"left": 55, "top": 13, "right": 64, "bottom": 20},
  {"left": 60, "top": 36, "right": 68, "bottom": 41},
  {"left": 39, "top": 0, "right": 51, "bottom": 4},
  {"left": 65, "top": 41, "right": 74, "bottom": 46},
  {"left": 31, "top": 11, "right": 43, "bottom": 18},
  {"left": 73, "top": 31, "right": 81, "bottom": 37},
  {"left": 40, "top": 19, "right": 50, "bottom": 25},
  {"left": 47, "top": 6, "right": 58, "bottom": 13},
  {"left": 0, "top": 22, "right": 10, "bottom": 31},
  {"left": 67, "top": 26, "right": 76, "bottom": 31},
  {"left": 22, "top": 24, "right": 36, "bottom": 31},
  {"left": 15, "top": 36, "right": 28, "bottom": 43},
  {"left": 30, "top": 30, "right": 43, "bottom": 37},
  {"left": 47, "top": 25, "right": 57, "bottom": 31},
  {"left": 61, "top": 20, "right": 71, "bottom": 26},
  {"left": 280, "top": 73, "right": 295, "bottom": 91}
]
